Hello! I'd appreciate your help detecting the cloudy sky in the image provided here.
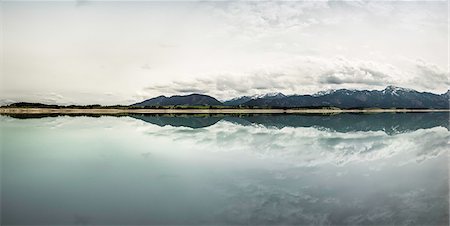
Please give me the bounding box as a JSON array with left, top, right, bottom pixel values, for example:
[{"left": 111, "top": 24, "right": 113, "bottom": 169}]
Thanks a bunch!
[{"left": 1, "top": 0, "right": 448, "bottom": 105}]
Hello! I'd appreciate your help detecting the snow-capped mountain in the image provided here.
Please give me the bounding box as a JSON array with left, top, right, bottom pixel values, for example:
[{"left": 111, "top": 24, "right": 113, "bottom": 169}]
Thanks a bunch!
[
  {"left": 135, "top": 87, "right": 449, "bottom": 109},
  {"left": 223, "top": 92, "right": 286, "bottom": 106},
  {"left": 313, "top": 89, "right": 338, "bottom": 97},
  {"left": 243, "top": 86, "right": 449, "bottom": 109},
  {"left": 252, "top": 92, "right": 286, "bottom": 99},
  {"left": 381, "top": 85, "right": 414, "bottom": 96}
]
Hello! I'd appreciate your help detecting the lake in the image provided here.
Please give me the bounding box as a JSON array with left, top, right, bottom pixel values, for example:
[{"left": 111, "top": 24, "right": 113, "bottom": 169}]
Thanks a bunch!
[{"left": 1, "top": 113, "right": 448, "bottom": 225}]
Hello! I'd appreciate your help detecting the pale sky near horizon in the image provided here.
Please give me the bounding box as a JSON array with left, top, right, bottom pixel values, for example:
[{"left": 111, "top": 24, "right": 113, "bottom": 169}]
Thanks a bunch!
[{"left": 1, "top": 0, "right": 448, "bottom": 105}]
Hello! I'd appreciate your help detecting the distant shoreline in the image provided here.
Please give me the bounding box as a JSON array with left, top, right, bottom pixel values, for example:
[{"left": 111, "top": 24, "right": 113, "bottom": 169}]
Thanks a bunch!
[{"left": 1, "top": 108, "right": 449, "bottom": 115}]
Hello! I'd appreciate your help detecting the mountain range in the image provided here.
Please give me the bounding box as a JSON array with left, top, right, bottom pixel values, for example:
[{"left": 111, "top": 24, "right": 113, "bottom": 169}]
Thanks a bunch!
[
  {"left": 223, "top": 92, "right": 287, "bottom": 106},
  {"left": 132, "top": 94, "right": 222, "bottom": 107},
  {"left": 133, "top": 86, "right": 450, "bottom": 109}
]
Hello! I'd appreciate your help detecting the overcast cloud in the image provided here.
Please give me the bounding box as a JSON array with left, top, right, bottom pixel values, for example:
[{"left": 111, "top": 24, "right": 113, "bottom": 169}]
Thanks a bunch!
[{"left": 1, "top": 0, "right": 448, "bottom": 104}]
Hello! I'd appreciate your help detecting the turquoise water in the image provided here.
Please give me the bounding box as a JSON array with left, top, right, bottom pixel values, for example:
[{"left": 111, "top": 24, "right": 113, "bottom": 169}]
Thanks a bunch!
[{"left": 1, "top": 113, "right": 449, "bottom": 225}]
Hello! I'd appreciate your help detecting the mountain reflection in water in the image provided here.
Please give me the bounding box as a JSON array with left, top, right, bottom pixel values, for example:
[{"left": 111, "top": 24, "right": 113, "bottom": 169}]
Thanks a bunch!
[
  {"left": 130, "top": 112, "right": 449, "bottom": 134},
  {"left": 0, "top": 113, "right": 448, "bottom": 225}
]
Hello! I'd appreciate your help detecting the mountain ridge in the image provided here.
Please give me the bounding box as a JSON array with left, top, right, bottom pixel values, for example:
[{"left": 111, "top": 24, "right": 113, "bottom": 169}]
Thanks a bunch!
[
  {"left": 133, "top": 86, "right": 449, "bottom": 109},
  {"left": 241, "top": 86, "right": 449, "bottom": 109},
  {"left": 223, "top": 92, "right": 286, "bottom": 106},
  {"left": 2, "top": 86, "right": 449, "bottom": 109},
  {"left": 132, "top": 93, "right": 222, "bottom": 107}
]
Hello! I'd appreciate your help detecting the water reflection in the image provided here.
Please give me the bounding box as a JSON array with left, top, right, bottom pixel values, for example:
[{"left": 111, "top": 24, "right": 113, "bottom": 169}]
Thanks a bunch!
[
  {"left": 135, "top": 114, "right": 449, "bottom": 166},
  {"left": 0, "top": 113, "right": 448, "bottom": 225},
  {"left": 6, "top": 112, "right": 450, "bottom": 133},
  {"left": 131, "top": 112, "right": 450, "bottom": 134}
]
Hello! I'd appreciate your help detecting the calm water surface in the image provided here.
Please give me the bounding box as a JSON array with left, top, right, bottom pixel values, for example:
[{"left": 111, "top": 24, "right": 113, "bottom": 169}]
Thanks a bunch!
[{"left": 1, "top": 113, "right": 449, "bottom": 225}]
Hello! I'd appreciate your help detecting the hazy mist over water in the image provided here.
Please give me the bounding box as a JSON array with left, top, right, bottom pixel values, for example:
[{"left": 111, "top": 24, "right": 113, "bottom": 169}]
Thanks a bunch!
[{"left": 1, "top": 113, "right": 448, "bottom": 225}]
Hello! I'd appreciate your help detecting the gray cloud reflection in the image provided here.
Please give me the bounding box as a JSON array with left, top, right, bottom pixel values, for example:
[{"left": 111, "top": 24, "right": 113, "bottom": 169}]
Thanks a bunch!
[
  {"left": 135, "top": 114, "right": 449, "bottom": 167},
  {"left": 1, "top": 114, "right": 448, "bottom": 225}
]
